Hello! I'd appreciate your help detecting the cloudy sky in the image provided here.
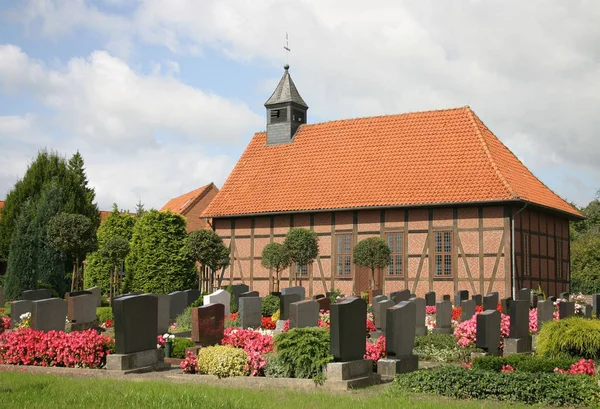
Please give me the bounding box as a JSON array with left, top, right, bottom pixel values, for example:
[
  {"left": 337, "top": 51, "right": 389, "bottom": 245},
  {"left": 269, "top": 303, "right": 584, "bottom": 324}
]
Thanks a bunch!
[{"left": 0, "top": 0, "right": 599, "bottom": 211}]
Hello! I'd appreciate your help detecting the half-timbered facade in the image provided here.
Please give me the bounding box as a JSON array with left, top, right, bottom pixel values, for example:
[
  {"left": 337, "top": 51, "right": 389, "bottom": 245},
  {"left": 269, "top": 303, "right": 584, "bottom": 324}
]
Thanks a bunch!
[{"left": 202, "top": 66, "right": 583, "bottom": 299}]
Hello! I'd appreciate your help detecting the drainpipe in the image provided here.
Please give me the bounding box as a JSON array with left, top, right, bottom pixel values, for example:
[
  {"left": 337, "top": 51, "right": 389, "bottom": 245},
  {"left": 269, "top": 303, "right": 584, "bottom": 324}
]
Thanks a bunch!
[{"left": 512, "top": 202, "right": 528, "bottom": 299}]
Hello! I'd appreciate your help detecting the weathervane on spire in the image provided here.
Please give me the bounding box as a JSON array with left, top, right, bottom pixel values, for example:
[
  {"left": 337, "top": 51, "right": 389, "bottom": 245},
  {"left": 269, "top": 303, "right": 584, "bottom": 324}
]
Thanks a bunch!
[{"left": 284, "top": 32, "right": 290, "bottom": 69}]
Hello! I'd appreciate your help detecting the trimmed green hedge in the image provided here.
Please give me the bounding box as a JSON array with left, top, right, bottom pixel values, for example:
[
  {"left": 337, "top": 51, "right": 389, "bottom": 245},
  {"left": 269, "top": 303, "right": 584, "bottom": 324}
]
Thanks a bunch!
[
  {"left": 393, "top": 366, "right": 600, "bottom": 406},
  {"left": 537, "top": 316, "right": 600, "bottom": 360},
  {"left": 261, "top": 295, "right": 279, "bottom": 317},
  {"left": 471, "top": 355, "right": 577, "bottom": 373},
  {"left": 96, "top": 307, "right": 113, "bottom": 323},
  {"left": 172, "top": 338, "right": 195, "bottom": 359}
]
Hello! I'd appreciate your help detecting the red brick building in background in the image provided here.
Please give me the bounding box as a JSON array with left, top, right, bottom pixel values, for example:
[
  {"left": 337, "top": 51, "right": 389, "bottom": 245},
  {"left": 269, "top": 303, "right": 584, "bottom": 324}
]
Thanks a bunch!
[
  {"left": 162, "top": 183, "right": 219, "bottom": 232},
  {"left": 202, "top": 66, "right": 583, "bottom": 300}
]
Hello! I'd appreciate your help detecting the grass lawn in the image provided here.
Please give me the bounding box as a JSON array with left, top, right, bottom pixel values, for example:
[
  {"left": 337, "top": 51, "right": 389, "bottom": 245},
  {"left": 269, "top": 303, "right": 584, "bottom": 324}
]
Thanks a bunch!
[{"left": 0, "top": 371, "right": 529, "bottom": 409}]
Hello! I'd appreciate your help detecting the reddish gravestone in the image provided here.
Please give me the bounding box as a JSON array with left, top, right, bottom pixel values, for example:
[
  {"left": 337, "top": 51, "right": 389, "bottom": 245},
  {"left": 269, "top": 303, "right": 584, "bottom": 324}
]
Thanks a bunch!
[
  {"left": 316, "top": 296, "right": 331, "bottom": 312},
  {"left": 191, "top": 303, "right": 225, "bottom": 346}
]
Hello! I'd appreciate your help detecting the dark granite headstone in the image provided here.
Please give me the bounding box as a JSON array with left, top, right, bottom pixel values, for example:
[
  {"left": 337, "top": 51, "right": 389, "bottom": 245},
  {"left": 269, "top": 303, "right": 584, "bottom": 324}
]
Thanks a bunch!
[
  {"left": 67, "top": 294, "right": 96, "bottom": 323},
  {"left": 330, "top": 297, "right": 367, "bottom": 362},
  {"left": 373, "top": 298, "right": 395, "bottom": 331},
  {"left": 239, "top": 291, "right": 259, "bottom": 298},
  {"left": 518, "top": 288, "right": 530, "bottom": 301},
  {"left": 472, "top": 294, "right": 482, "bottom": 306},
  {"left": 583, "top": 304, "right": 593, "bottom": 319},
  {"left": 239, "top": 297, "right": 261, "bottom": 329},
  {"left": 386, "top": 301, "right": 416, "bottom": 357},
  {"left": 150, "top": 293, "right": 170, "bottom": 334},
  {"left": 230, "top": 284, "right": 250, "bottom": 309},
  {"left": 432, "top": 300, "right": 452, "bottom": 334},
  {"left": 22, "top": 289, "right": 53, "bottom": 301},
  {"left": 483, "top": 292, "right": 499, "bottom": 311},
  {"left": 113, "top": 294, "right": 158, "bottom": 354},
  {"left": 313, "top": 294, "right": 325, "bottom": 300},
  {"left": 559, "top": 301, "right": 575, "bottom": 319},
  {"left": 501, "top": 297, "right": 512, "bottom": 314},
  {"left": 559, "top": 292, "right": 570, "bottom": 301},
  {"left": 0, "top": 286, "right": 4, "bottom": 306},
  {"left": 425, "top": 291, "right": 436, "bottom": 306},
  {"left": 409, "top": 297, "right": 426, "bottom": 336},
  {"left": 593, "top": 294, "right": 600, "bottom": 318},
  {"left": 509, "top": 299, "right": 529, "bottom": 339},
  {"left": 31, "top": 298, "right": 67, "bottom": 332},
  {"left": 184, "top": 290, "right": 202, "bottom": 307},
  {"left": 191, "top": 303, "right": 224, "bottom": 345},
  {"left": 372, "top": 295, "right": 388, "bottom": 305},
  {"left": 454, "top": 290, "right": 469, "bottom": 307},
  {"left": 316, "top": 296, "right": 331, "bottom": 312},
  {"left": 530, "top": 293, "right": 538, "bottom": 308},
  {"left": 389, "top": 290, "right": 410, "bottom": 303},
  {"left": 281, "top": 286, "right": 306, "bottom": 300},
  {"left": 168, "top": 291, "right": 187, "bottom": 320},
  {"left": 85, "top": 286, "right": 102, "bottom": 307},
  {"left": 476, "top": 309, "right": 500, "bottom": 356},
  {"left": 65, "top": 290, "right": 92, "bottom": 298},
  {"left": 461, "top": 299, "right": 476, "bottom": 321},
  {"left": 442, "top": 294, "right": 451, "bottom": 301},
  {"left": 289, "top": 300, "right": 319, "bottom": 328},
  {"left": 114, "top": 291, "right": 143, "bottom": 300},
  {"left": 537, "top": 299, "right": 554, "bottom": 327},
  {"left": 280, "top": 293, "right": 301, "bottom": 320},
  {"left": 10, "top": 300, "right": 33, "bottom": 329},
  {"left": 548, "top": 296, "right": 557, "bottom": 302}
]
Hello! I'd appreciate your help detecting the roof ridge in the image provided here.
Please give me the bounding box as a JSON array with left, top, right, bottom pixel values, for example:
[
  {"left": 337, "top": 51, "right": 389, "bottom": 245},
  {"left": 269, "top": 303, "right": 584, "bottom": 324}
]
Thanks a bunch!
[{"left": 466, "top": 107, "right": 518, "bottom": 199}]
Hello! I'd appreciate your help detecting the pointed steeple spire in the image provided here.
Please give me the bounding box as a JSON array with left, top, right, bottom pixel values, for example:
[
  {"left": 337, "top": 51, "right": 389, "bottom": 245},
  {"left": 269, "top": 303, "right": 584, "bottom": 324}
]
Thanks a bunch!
[{"left": 264, "top": 65, "right": 308, "bottom": 145}]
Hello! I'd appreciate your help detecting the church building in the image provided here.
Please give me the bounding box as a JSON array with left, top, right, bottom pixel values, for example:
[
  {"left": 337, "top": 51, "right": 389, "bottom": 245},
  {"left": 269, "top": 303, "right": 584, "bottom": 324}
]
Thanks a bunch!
[{"left": 202, "top": 65, "right": 583, "bottom": 300}]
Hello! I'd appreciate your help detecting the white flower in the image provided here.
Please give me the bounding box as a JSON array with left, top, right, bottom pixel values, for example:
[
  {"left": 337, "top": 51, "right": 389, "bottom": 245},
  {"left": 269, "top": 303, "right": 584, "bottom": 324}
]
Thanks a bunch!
[
  {"left": 168, "top": 334, "right": 175, "bottom": 340},
  {"left": 19, "top": 312, "right": 31, "bottom": 320},
  {"left": 163, "top": 333, "right": 170, "bottom": 339}
]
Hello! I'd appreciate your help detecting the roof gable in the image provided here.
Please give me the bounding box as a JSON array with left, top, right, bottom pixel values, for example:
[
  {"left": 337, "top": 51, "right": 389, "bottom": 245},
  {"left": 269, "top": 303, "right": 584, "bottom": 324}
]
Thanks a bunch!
[
  {"left": 161, "top": 183, "right": 216, "bottom": 215},
  {"left": 264, "top": 68, "right": 308, "bottom": 108},
  {"left": 203, "top": 107, "right": 581, "bottom": 219}
]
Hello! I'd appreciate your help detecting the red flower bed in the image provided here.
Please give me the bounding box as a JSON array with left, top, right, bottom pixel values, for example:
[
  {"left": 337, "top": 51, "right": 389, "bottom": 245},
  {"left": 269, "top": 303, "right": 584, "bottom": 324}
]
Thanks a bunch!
[
  {"left": 222, "top": 328, "right": 273, "bottom": 376},
  {"left": 452, "top": 307, "right": 462, "bottom": 321},
  {"left": 554, "top": 359, "right": 595, "bottom": 376},
  {"left": 0, "top": 328, "right": 114, "bottom": 368},
  {"left": 261, "top": 317, "right": 276, "bottom": 330},
  {"left": 364, "top": 336, "right": 386, "bottom": 362}
]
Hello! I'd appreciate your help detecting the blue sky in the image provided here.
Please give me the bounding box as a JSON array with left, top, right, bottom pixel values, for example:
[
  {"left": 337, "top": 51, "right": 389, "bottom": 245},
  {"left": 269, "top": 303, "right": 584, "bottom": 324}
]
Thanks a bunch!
[{"left": 1, "top": 1, "right": 599, "bottom": 211}]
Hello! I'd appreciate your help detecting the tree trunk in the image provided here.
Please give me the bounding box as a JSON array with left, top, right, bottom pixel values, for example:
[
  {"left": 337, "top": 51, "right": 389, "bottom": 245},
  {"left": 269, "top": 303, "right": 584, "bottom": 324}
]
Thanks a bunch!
[
  {"left": 370, "top": 267, "right": 375, "bottom": 290},
  {"left": 70, "top": 262, "right": 77, "bottom": 292}
]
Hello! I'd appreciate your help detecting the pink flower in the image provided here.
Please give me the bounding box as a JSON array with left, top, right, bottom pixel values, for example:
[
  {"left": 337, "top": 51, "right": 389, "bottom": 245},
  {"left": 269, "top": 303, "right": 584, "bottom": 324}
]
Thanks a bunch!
[
  {"left": 221, "top": 328, "right": 273, "bottom": 376},
  {"left": 364, "top": 336, "right": 386, "bottom": 362},
  {"left": 501, "top": 364, "right": 514, "bottom": 373}
]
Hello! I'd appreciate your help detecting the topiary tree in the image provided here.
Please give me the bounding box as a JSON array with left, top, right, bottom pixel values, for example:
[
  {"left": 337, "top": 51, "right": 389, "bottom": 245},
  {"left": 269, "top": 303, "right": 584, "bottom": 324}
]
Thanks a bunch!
[
  {"left": 185, "top": 230, "right": 230, "bottom": 292},
  {"left": 100, "top": 236, "right": 130, "bottom": 303},
  {"left": 283, "top": 228, "right": 318, "bottom": 279},
  {"left": 47, "top": 213, "right": 98, "bottom": 291},
  {"left": 353, "top": 237, "right": 391, "bottom": 290},
  {"left": 261, "top": 243, "right": 291, "bottom": 293},
  {"left": 84, "top": 204, "right": 136, "bottom": 295},
  {"left": 125, "top": 210, "right": 196, "bottom": 293}
]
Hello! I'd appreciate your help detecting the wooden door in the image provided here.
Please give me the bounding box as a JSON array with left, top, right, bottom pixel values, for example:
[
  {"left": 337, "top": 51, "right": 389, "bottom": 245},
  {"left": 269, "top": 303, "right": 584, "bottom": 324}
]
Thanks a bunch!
[{"left": 355, "top": 266, "right": 383, "bottom": 295}]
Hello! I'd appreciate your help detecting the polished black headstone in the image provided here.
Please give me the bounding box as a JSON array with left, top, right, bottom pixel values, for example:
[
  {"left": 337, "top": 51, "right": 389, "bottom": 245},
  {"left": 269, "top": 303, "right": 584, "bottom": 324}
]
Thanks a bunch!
[
  {"left": 184, "top": 290, "right": 202, "bottom": 306},
  {"left": 289, "top": 300, "right": 319, "bottom": 328},
  {"left": 537, "top": 299, "right": 554, "bottom": 326},
  {"left": 483, "top": 292, "right": 499, "bottom": 311},
  {"left": 559, "top": 301, "right": 575, "bottom": 319},
  {"left": 168, "top": 291, "right": 187, "bottom": 320},
  {"left": 373, "top": 298, "right": 395, "bottom": 331},
  {"left": 476, "top": 309, "right": 500, "bottom": 356},
  {"left": 594, "top": 294, "right": 600, "bottom": 318},
  {"left": 389, "top": 290, "right": 409, "bottom": 303},
  {"left": 280, "top": 293, "right": 301, "bottom": 320},
  {"left": 501, "top": 297, "right": 512, "bottom": 314},
  {"left": 330, "top": 297, "right": 366, "bottom": 362},
  {"left": 230, "top": 284, "right": 250, "bottom": 309},
  {"left": 65, "top": 290, "right": 92, "bottom": 298},
  {"left": 454, "top": 290, "right": 469, "bottom": 307},
  {"left": 518, "top": 288, "right": 530, "bottom": 301},
  {"left": 472, "top": 294, "right": 482, "bottom": 306},
  {"left": 22, "top": 289, "right": 53, "bottom": 301},
  {"left": 386, "top": 301, "right": 416, "bottom": 358},
  {"left": 313, "top": 294, "right": 325, "bottom": 300},
  {"left": 461, "top": 299, "right": 476, "bottom": 321},
  {"left": 113, "top": 294, "right": 158, "bottom": 354},
  {"left": 239, "top": 291, "right": 259, "bottom": 298},
  {"left": 442, "top": 294, "right": 451, "bottom": 301},
  {"left": 509, "top": 299, "right": 529, "bottom": 339},
  {"left": 424, "top": 291, "right": 436, "bottom": 306}
]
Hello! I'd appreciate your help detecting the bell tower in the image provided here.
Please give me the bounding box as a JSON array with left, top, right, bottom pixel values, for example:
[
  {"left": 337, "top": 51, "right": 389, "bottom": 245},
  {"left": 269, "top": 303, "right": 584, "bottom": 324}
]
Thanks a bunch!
[{"left": 264, "top": 64, "right": 308, "bottom": 145}]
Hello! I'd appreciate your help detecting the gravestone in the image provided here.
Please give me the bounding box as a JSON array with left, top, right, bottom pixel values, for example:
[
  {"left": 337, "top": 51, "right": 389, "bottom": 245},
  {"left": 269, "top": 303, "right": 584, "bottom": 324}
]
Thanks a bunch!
[
  {"left": 583, "top": 304, "right": 593, "bottom": 319},
  {"left": 548, "top": 296, "right": 557, "bottom": 302},
  {"left": 239, "top": 297, "right": 261, "bottom": 329},
  {"left": 22, "top": 289, "right": 53, "bottom": 301},
  {"left": 378, "top": 300, "right": 418, "bottom": 377},
  {"left": 67, "top": 294, "right": 96, "bottom": 325},
  {"left": 537, "top": 299, "right": 554, "bottom": 327},
  {"left": 203, "top": 289, "right": 231, "bottom": 316},
  {"left": 442, "top": 294, "right": 451, "bottom": 301},
  {"left": 476, "top": 309, "right": 500, "bottom": 356},
  {"left": 239, "top": 291, "right": 259, "bottom": 298},
  {"left": 518, "top": 288, "right": 530, "bottom": 301},
  {"left": 559, "top": 292, "right": 570, "bottom": 301},
  {"left": 184, "top": 290, "right": 202, "bottom": 307},
  {"left": 330, "top": 297, "right": 366, "bottom": 361},
  {"left": 432, "top": 301, "right": 452, "bottom": 334},
  {"left": 113, "top": 295, "right": 157, "bottom": 354},
  {"left": 230, "top": 284, "right": 250, "bottom": 310},
  {"left": 289, "top": 300, "right": 319, "bottom": 328},
  {"left": 530, "top": 293, "right": 538, "bottom": 308},
  {"left": 472, "top": 294, "right": 482, "bottom": 306},
  {"left": 461, "top": 299, "right": 476, "bottom": 321},
  {"left": 313, "top": 294, "right": 325, "bottom": 300},
  {"left": 425, "top": 291, "right": 436, "bottom": 306},
  {"left": 409, "top": 297, "right": 426, "bottom": 336},
  {"left": 281, "top": 286, "right": 306, "bottom": 300},
  {"left": 271, "top": 292, "right": 281, "bottom": 297},
  {"left": 30, "top": 298, "right": 67, "bottom": 332},
  {"left": 483, "top": 292, "right": 499, "bottom": 311},
  {"left": 316, "top": 296, "right": 331, "bottom": 312},
  {"left": 373, "top": 298, "right": 394, "bottom": 331},
  {"left": 389, "top": 290, "right": 410, "bottom": 303},
  {"left": 559, "top": 301, "right": 575, "bottom": 319},
  {"left": 367, "top": 289, "right": 383, "bottom": 303},
  {"left": 280, "top": 293, "right": 301, "bottom": 320},
  {"left": 65, "top": 290, "right": 92, "bottom": 298},
  {"left": 593, "top": 294, "right": 600, "bottom": 318},
  {"left": 168, "top": 291, "right": 187, "bottom": 320},
  {"left": 85, "top": 286, "right": 102, "bottom": 307},
  {"left": 454, "top": 290, "right": 469, "bottom": 307},
  {"left": 10, "top": 300, "right": 33, "bottom": 329},
  {"left": 373, "top": 295, "right": 388, "bottom": 305},
  {"left": 150, "top": 293, "right": 170, "bottom": 334},
  {"left": 504, "top": 299, "right": 531, "bottom": 355},
  {"left": 501, "top": 297, "right": 512, "bottom": 314},
  {"left": 191, "top": 303, "right": 224, "bottom": 345},
  {"left": 114, "top": 291, "right": 143, "bottom": 300},
  {"left": 0, "top": 286, "right": 4, "bottom": 306}
]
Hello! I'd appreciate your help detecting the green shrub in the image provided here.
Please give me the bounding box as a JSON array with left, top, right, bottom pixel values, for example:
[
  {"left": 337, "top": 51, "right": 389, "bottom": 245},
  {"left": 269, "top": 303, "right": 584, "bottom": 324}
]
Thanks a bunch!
[
  {"left": 392, "top": 366, "right": 600, "bottom": 406},
  {"left": 175, "top": 307, "right": 192, "bottom": 331},
  {"left": 96, "top": 307, "right": 113, "bottom": 323},
  {"left": 172, "top": 338, "right": 195, "bottom": 359},
  {"left": 226, "top": 284, "right": 237, "bottom": 314},
  {"left": 197, "top": 345, "right": 248, "bottom": 378},
  {"left": 264, "top": 353, "right": 292, "bottom": 378},
  {"left": 413, "top": 333, "right": 481, "bottom": 363},
  {"left": 261, "top": 295, "right": 279, "bottom": 317},
  {"left": 273, "top": 328, "right": 333, "bottom": 379},
  {"left": 471, "top": 355, "right": 577, "bottom": 373},
  {"left": 537, "top": 316, "right": 600, "bottom": 359},
  {"left": 190, "top": 293, "right": 206, "bottom": 308}
]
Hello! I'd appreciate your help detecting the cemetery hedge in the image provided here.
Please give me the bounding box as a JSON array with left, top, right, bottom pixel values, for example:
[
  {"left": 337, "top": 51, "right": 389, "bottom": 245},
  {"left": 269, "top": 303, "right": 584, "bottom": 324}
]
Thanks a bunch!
[
  {"left": 261, "top": 295, "right": 279, "bottom": 317},
  {"left": 271, "top": 328, "right": 332, "bottom": 379},
  {"left": 393, "top": 366, "right": 600, "bottom": 406},
  {"left": 471, "top": 355, "right": 578, "bottom": 373},
  {"left": 125, "top": 210, "right": 196, "bottom": 294},
  {"left": 172, "top": 338, "right": 195, "bottom": 359},
  {"left": 536, "top": 316, "right": 600, "bottom": 359},
  {"left": 197, "top": 345, "right": 248, "bottom": 378}
]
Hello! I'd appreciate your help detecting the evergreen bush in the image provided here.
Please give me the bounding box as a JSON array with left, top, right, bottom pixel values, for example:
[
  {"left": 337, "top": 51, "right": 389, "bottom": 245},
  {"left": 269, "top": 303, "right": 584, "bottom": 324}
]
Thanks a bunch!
[
  {"left": 196, "top": 345, "right": 248, "bottom": 378},
  {"left": 172, "top": 338, "right": 195, "bottom": 359},
  {"left": 536, "top": 316, "right": 600, "bottom": 359},
  {"left": 261, "top": 295, "right": 279, "bottom": 317},
  {"left": 273, "top": 328, "right": 332, "bottom": 379},
  {"left": 471, "top": 355, "right": 577, "bottom": 373}
]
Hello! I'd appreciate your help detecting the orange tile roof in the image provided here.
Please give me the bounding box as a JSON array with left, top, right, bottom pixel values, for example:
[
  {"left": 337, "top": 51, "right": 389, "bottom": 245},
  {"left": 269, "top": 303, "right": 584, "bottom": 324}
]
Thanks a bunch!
[
  {"left": 99, "top": 210, "right": 135, "bottom": 222},
  {"left": 161, "top": 183, "right": 215, "bottom": 215},
  {"left": 0, "top": 201, "right": 4, "bottom": 210},
  {"left": 203, "top": 107, "right": 582, "bottom": 219}
]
